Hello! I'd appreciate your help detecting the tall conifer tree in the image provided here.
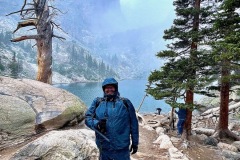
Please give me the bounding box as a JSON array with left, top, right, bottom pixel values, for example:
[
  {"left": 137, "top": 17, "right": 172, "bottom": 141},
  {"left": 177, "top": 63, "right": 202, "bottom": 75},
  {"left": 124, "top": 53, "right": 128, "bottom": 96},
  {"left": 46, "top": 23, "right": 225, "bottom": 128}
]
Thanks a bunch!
[
  {"left": 148, "top": 0, "right": 214, "bottom": 138},
  {"left": 209, "top": 0, "right": 240, "bottom": 140}
]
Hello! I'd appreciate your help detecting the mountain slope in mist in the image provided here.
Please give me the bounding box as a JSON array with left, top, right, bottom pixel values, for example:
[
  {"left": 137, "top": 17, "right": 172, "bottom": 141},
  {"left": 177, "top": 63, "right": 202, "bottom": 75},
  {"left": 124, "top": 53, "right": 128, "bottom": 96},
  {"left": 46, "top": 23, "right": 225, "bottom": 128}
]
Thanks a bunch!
[{"left": 0, "top": 0, "right": 175, "bottom": 80}]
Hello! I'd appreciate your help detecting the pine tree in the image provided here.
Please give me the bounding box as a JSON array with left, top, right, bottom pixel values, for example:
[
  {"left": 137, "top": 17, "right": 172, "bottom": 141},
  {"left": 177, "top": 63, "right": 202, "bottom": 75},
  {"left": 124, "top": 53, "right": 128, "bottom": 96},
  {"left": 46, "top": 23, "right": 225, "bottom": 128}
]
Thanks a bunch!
[
  {"left": 0, "top": 55, "right": 5, "bottom": 73},
  {"left": 97, "top": 60, "right": 105, "bottom": 76},
  {"left": 69, "top": 45, "right": 77, "bottom": 64},
  {"left": 147, "top": 0, "right": 214, "bottom": 138},
  {"left": 0, "top": 30, "right": 4, "bottom": 44},
  {"left": 209, "top": 0, "right": 240, "bottom": 140},
  {"left": 9, "top": 52, "right": 18, "bottom": 79},
  {"left": 86, "top": 54, "right": 94, "bottom": 68},
  {"left": 18, "top": 59, "right": 23, "bottom": 76}
]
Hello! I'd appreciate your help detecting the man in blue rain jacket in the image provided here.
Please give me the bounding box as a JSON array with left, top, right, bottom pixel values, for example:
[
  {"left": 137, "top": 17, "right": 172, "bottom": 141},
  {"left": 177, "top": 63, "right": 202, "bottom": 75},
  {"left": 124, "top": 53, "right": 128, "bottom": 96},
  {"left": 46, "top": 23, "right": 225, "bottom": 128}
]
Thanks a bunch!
[
  {"left": 175, "top": 108, "right": 187, "bottom": 136},
  {"left": 85, "top": 78, "right": 139, "bottom": 160}
]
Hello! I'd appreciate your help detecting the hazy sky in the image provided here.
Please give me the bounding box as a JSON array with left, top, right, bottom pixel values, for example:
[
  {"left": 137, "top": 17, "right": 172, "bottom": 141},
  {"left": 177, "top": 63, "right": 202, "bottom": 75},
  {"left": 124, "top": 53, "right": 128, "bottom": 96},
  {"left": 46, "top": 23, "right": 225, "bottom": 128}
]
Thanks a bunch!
[{"left": 120, "top": 0, "right": 175, "bottom": 29}]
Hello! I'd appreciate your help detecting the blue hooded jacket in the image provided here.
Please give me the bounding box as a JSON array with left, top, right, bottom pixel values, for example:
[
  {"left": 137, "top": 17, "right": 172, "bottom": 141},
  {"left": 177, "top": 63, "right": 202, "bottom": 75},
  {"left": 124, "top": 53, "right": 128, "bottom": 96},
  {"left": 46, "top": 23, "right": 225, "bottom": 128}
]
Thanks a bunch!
[
  {"left": 85, "top": 78, "right": 139, "bottom": 150},
  {"left": 175, "top": 108, "right": 187, "bottom": 120}
]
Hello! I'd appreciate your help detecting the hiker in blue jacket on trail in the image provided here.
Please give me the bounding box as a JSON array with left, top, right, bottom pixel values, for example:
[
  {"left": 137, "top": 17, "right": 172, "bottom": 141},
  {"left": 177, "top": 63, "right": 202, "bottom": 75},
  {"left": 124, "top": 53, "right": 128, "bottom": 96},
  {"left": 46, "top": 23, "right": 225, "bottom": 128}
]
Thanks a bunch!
[
  {"left": 175, "top": 108, "right": 187, "bottom": 136},
  {"left": 85, "top": 78, "right": 139, "bottom": 160}
]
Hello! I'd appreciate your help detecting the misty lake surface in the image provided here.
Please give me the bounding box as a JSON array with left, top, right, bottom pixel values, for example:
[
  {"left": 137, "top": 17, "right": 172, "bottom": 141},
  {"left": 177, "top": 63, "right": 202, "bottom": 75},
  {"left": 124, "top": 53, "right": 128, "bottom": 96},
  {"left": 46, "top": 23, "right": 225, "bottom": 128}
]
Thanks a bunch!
[{"left": 55, "top": 79, "right": 171, "bottom": 114}]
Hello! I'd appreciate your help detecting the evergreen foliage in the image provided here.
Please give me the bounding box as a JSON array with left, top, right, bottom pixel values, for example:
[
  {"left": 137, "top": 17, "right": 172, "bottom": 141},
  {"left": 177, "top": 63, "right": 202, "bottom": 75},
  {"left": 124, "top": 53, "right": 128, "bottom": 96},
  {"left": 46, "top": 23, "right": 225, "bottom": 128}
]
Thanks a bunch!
[
  {"left": 209, "top": 0, "right": 240, "bottom": 87},
  {"left": 148, "top": 0, "right": 240, "bottom": 138},
  {"left": 54, "top": 44, "right": 118, "bottom": 81},
  {"left": 208, "top": 0, "right": 240, "bottom": 137},
  {"left": 9, "top": 52, "right": 18, "bottom": 79},
  {"left": 0, "top": 56, "right": 5, "bottom": 72},
  {"left": 147, "top": 0, "right": 214, "bottom": 109},
  {"left": 0, "top": 28, "right": 118, "bottom": 81}
]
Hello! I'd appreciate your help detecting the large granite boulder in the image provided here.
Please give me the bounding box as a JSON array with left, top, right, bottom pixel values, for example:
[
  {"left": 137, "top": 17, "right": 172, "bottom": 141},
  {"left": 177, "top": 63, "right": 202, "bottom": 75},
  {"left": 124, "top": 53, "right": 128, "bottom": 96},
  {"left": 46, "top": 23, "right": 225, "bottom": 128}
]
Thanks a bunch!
[
  {"left": 10, "top": 129, "right": 99, "bottom": 160},
  {"left": 0, "top": 76, "right": 87, "bottom": 149}
]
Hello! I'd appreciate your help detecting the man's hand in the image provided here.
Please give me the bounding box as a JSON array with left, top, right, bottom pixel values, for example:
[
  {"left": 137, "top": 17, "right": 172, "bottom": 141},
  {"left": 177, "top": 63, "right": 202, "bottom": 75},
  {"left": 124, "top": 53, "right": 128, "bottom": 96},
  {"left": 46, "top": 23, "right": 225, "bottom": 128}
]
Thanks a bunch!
[
  {"left": 130, "top": 144, "right": 138, "bottom": 154},
  {"left": 97, "top": 119, "right": 107, "bottom": 133}
]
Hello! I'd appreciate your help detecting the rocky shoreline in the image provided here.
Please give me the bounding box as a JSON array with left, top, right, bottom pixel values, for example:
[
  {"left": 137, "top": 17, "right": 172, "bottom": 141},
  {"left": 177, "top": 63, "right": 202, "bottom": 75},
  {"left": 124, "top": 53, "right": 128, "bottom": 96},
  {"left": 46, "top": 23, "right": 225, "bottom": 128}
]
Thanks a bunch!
[
  {"left": 0, "top": 76, "right": 240, "bottom": 160},
  {"left": 1, "top": 110, "right": 239, "bottom": 160}
]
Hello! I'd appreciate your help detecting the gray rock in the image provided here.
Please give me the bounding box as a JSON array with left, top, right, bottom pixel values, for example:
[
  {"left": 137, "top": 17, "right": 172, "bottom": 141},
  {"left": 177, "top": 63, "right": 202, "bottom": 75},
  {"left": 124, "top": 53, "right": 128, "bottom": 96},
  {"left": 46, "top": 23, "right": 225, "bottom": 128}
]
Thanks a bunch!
[
  {"left": 143, "top": 125, "right": 154, "bottom": 131},
  {"left": 136, "top": 112, "right": 147, "bottom": 126},
  {"left": 232, "top": 141, "right": 240, "bottom": 151},
  {"left": 204, "top": 137, "right": 218, "bottom": 146},
  {"left": 153, "top": 134, "right": 174, "bottom": 149},
  {"left": 168, "top": 147, "right": 189, "bottom": 160},
  {"left": 222, "top": 149, "right": 240, "bottom": 160},
  {"left": 232, "top": 131, "right": 240, "bottom": 136},
  {"left": 218, "top": 142, "right": 238, "bottom": 152},
  {"left": 229, "top": 123, "right": 236, "bottom": 131},
  {"left": 0, "top": 76, "right": 87, "bottom": 148},
  {"left": 196, "top": 134, "right": 208, "bottom": 142},
  {"left": 230, "top": 86, "right": 240, "bottom": 102},
  {"left": 198, "top": 96, "right": 220, "bottom": 112},
  {"left": 0, "top": 95, "right": 35, "bottom": 133},
  {"left": 156, "top": 127, "right": 165, "bottom": 135},
  {"left": 0, "top": 95, "right": 36, "bottom": 149},
  {"left": 10, "top": 129, "right": 99, "bottom": 160}
]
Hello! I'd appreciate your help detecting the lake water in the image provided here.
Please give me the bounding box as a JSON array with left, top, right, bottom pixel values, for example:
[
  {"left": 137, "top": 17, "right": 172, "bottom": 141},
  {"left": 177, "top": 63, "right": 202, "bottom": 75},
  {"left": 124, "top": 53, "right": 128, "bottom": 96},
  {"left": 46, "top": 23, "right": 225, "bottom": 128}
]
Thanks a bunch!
[{"left": 55, "top": 79, "right": 172, "bottom": 114}]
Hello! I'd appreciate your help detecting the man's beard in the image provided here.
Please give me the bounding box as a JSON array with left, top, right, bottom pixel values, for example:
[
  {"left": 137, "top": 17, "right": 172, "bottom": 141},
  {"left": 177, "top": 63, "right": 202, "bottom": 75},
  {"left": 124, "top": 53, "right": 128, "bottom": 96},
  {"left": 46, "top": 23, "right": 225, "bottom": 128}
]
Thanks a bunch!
[{"left": 104, "top": 91, "right": 118, "bottom": 100}]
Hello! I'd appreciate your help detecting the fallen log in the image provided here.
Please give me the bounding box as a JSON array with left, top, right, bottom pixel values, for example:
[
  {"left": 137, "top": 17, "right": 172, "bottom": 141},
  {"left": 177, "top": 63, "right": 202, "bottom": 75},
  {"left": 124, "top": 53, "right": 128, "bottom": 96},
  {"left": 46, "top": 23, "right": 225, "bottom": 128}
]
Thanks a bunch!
[{"left": 192, "top": 128, "right": 215, "bottom": 136}]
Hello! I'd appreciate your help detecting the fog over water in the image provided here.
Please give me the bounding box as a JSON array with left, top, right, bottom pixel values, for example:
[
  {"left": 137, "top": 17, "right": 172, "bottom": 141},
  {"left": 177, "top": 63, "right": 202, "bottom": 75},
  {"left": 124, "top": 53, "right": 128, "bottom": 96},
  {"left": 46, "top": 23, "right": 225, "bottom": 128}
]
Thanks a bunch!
[{"left": 57, "top": 0, "right": 175, "bottom": 78}]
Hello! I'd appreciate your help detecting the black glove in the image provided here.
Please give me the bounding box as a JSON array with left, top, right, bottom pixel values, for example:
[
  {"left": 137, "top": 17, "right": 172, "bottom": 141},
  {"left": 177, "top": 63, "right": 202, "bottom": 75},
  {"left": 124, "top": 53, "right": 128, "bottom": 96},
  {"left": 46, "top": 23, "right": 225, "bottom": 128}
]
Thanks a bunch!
[
  {"left": 130, "top": 145, "right": 138, "bottom": 154},
  {"left": 97, "top": 119, "right": 107, "bottom": 133}
]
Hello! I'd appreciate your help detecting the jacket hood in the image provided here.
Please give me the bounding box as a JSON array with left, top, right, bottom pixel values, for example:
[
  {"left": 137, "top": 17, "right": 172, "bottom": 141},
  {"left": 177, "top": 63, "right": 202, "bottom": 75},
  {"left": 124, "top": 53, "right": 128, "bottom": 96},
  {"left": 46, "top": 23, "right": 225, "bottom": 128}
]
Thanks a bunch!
[{"left": 102, "top": 78, "right": 118, "bottom": 91}]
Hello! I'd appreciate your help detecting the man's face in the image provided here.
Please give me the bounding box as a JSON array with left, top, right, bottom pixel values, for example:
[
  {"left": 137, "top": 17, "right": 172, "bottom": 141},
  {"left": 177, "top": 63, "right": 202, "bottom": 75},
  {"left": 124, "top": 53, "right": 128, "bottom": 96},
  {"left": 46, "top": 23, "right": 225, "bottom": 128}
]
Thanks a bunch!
[{"left": 104, "top": 85, "right": 116, "bottom": 95}]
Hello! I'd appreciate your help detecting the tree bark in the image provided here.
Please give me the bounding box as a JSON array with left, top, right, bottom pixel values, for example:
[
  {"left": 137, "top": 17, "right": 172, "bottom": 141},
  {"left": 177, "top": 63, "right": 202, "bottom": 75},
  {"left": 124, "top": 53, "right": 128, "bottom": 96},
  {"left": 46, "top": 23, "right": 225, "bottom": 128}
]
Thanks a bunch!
[
  {"left": 169, "top": 107, "right": 175, "bottom": 129},
  {"left": 212, "top": 60, "right": 240, "bottom": 140},
  {"left": 184, "top": 90, "right": 193, "bottom": 137},
  {"left": 10, "top": 0, "right": 53, "bottom": 84},
  {"left": 219, "top": 59, "right": 230, "bottom": 130},
  {"left": 184, "top": 0, "right": 201, "bottom": 139},
  {"left": 35, "top": 0, "right": 53, "bottom": 84}
]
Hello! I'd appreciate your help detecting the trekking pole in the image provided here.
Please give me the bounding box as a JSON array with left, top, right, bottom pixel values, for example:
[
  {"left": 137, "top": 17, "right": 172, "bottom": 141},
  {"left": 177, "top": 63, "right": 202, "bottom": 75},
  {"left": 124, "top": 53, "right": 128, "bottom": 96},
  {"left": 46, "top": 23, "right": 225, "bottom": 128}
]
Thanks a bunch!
[{"left": 93, "top": 128, "right": 110, "bottom": 142}]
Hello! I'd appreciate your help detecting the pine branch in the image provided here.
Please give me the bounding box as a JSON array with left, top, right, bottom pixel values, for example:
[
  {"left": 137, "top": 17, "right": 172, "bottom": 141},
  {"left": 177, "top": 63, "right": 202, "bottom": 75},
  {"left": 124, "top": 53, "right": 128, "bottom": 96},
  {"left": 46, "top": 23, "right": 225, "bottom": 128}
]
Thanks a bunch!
[{"left": 178, "top": 46, "right": 191, "bottom": 55}]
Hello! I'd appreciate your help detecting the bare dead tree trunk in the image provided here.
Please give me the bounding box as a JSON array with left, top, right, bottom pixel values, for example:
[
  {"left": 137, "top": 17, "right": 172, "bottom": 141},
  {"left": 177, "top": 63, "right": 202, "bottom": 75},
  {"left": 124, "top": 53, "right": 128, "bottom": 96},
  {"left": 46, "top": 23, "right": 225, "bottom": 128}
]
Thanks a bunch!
[
  {"left": 35, "top": 0, "right": 53, "bottom": 84},
  {"left": 9, "top": 0, "right": 65, "bottom": 84}
]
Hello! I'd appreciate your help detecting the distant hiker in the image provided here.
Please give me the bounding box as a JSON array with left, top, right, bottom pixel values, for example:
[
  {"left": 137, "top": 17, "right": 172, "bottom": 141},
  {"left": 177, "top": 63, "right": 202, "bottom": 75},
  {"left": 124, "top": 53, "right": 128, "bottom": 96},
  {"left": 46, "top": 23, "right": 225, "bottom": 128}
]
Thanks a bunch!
[
  {"left": 156, "top": 107, "right": 162, "bottom": 115},
  {"left": 85, "top": 78, "right": 139, "bottom": 160},
  {"left": 175, "top": 108, "right": 187, "bottom": 136}
]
